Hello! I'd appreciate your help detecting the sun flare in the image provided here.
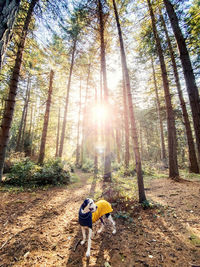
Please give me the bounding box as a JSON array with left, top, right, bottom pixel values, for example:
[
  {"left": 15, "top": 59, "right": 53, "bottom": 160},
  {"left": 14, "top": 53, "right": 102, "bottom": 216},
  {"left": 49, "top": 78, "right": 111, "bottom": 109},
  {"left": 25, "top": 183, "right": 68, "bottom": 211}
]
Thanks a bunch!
[{"left": 92, "top": 104, "right": 107, "bottom": 121}]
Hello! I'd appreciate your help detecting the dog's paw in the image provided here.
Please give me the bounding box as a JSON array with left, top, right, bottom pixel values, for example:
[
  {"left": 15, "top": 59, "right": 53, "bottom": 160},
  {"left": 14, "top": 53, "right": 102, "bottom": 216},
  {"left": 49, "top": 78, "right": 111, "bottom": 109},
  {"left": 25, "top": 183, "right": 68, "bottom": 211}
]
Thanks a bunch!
[
  {"left": 86, "top": 251, "right": 90, "bottom": 257},
  {"left": 112, "top": 229, "right": 116, "bottom": 234},
  {"left": 81, "top": 240, "right": 85, "bottom": 245}
]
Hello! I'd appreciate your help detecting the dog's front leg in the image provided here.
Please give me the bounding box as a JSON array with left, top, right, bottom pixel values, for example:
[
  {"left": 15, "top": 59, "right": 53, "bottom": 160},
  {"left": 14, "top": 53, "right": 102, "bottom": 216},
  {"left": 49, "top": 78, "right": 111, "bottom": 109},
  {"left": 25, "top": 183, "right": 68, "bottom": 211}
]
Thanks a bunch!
[
  {"left": 86, "top": 228, "right": 92, "bottom": 257},
  {"left": 81, "top": 227, "right": 86, "bottom": 245}
]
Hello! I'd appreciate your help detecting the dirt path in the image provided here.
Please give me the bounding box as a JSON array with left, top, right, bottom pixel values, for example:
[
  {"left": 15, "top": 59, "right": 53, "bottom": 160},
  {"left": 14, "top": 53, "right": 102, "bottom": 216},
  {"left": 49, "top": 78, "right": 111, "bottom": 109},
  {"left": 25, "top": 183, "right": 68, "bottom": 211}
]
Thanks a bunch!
[
  {"left": 0, "top": 170, "right": 93, "bottom": 266},
  {"left": 0, "top": 171, "right": 200, "bottom": 267}
]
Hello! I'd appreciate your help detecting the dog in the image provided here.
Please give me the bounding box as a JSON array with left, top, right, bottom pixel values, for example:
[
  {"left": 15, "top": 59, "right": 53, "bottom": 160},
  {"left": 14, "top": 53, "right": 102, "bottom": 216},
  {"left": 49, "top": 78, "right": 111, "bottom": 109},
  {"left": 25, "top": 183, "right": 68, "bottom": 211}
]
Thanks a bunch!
[{"left": 78, "top": 198, "right": 116, "bottom": 257}]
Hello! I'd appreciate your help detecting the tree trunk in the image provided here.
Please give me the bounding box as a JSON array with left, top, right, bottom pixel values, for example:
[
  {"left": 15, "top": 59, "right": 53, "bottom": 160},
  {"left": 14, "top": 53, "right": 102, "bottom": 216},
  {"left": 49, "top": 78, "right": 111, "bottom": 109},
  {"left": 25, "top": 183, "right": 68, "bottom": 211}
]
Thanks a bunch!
[
  {"left": 163, "top": 0, "right": 200, "bottom": 163},
  {"left": 15, "top": 76, "right": 30, "bottom": 152},
  {"left": 160, "top": 10, "right": 199, "bottom": 173},
  {"left": 76, "top": 79, "right": 82, "bottom": 166},
  {"left": 28, "top": 103, "right": 33, "bottom": 139},
  {"left": 55, "top": 107, "right": 60, "bottom": 157},
  {"left": 80, "top": 63, "right": 90, "bottom": 167},
  {"left": 21, "top": 76, "right": 31, "bottom": 152},
  {"left": 100, "top": 68, "right": 104, "bottom": 143},
  {"left": 122, "top": 70, "right": 130, "bottom": 169},
  {"left": 0, "top": 0, "right": 38, "bottom": 181},
  {"left": 115, "top": 127, "right": 121, "bottom": 164},
  {"left": 151, "top": 57, "right": 167, "bottom": 164},
  {"left": 94, "top": 87, "right": 98, "bottom": 176},
  {"left": 0, "top": 0, "right": 21, "bottom": 69},
  {"left": 98, "top": 0, "right": 111, "bottom": 181},
  {"left": 38, "top": 70, "right": 54, "bottom": 164},
  {"left": 59, "top": 39, "right": 76, "bottom": 157},
  {"left": 139, "top": 123, "right": 144, "bottom": 160},
  {"left": 113, "top": 0, "right": 146, "bottom": 202},
  {"left": 30, "top": 101, "right": 36, "bottom": 157},
  {"left": 147, "top": 0, "right": 179, "bottom": 179}
]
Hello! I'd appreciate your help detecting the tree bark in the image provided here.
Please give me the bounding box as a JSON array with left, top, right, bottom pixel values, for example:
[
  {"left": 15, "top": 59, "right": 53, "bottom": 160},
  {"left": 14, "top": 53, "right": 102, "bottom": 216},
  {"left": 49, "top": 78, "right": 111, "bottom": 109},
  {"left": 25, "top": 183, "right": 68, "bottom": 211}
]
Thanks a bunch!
[
  {"left": 147, "top": 0, "right": 179, "bottom": 179},
  {"left": 122, "top": 69, "right": 130, "bottom": 169},
  {"left": 139, "top": 123, "right": 144, "bottom": 160},
  {"left": 98, "top": 0, "right": 111, "bottom": 181},
  {"left": 80, "top": 63, "right": 90, "bottom": 167},
  {"left": 30, "top": 101, "right": 36, "bottom": 157},
  {"left": 38, "top": 70, "right": 54, "bottom": 164},
  {"left": 55, "top": 107, "right": 60, "bottom": 157},
  {"left": 21, "top": 77, "right": 31, "bottom": 152},
  {"left": 0, "top": 0, "right": 21, "bottom": 69},
  {"left": 115, "top": 127, "right": 121, "bottom": 164},
  {"left": 0, "top": 0, "right": 38, "bottom": 181},
  {"left": 76, "top": 79, "right": 82, "bottom": 166},
  {"left": 28, "top": 103, "right": 33, "bottom": 139},
  {"left": 160, "top": 10, "right": 199, "bottom": 173},
  {"left": 151, "top": 57, "right": 167, "bottom": 164},
  {"left": 94, "top": 87, "right": 98, "bottom": 176},
  {"left": 59, "top": 39, "right": 76, "bottom": 157},
  {"left": 15, "top": 76, "right": 30, "bottom": 152},
  {"left": 163, "top": 0, "right": 200, "bottom": 163},
  {"left": 113, "top": 0, "right": 146, "bottom": 202}
]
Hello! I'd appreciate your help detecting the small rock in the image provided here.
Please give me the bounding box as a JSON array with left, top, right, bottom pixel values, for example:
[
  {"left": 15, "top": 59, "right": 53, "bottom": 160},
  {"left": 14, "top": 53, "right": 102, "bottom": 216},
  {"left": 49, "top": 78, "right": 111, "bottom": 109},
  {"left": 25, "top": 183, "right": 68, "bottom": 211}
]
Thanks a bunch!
[{"left": 24, "top": 251, "right": 30, "bottom": 258}]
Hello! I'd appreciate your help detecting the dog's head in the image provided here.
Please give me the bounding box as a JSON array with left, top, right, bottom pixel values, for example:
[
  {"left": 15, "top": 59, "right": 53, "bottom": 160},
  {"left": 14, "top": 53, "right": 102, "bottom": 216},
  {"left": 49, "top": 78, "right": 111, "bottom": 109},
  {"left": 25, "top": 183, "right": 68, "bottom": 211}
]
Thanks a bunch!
[{"left": 81, "top": 198, "right": 97, "bottom": 213}]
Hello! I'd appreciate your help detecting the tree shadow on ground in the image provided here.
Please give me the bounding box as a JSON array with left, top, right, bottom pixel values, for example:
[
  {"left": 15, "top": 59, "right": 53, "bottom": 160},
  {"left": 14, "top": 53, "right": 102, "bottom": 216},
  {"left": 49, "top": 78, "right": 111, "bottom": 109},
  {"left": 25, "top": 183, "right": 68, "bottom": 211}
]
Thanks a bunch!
[
  {"left": 0, "top": 173, "right": 90, "bottom": 266},
  {"left": 65, "top": 174, "right": 99, "bottom": 266},
  {"left": 0, "top": 226, "right": 51, "bottom": 266},
  {"left": 65, "top": 196, "right": 200, "bottom": 267}
]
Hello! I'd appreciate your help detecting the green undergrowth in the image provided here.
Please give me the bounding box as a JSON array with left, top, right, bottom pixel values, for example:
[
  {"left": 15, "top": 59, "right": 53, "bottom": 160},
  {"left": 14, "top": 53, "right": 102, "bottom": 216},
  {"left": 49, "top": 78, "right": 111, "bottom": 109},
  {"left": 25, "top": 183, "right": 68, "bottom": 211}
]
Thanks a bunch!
[
  {"left": 180, "top": 170, "right": 200, "bottom": 181},
  {"left": 0, "top": 184, "right": 26, "bottom": 193},
  {"left": 2, "top": 158, "right": 72, "bottom": 188},
  {"left": 93, "top": 172, "right": 163, "bottom": 213},
  {"left": 111, "top": 169, "right": 168, "bottom": 201},
  {"left": 189, "top": 234, "right": 200, "bottom": 246},
  {"left": 70, "top": 172, "right": 80, "bottom": 183},
  {"left": 89, "top": 167, "right": 169, "bottom": 203},
  {"left": 81, "top": 159, "right": 94, "bottom": 173},
  {"left": 0, "top": 182, "right": 69, "bottom": 193},
  {"left": 90, "top": 168, "right": 169, "bottom": 225}
]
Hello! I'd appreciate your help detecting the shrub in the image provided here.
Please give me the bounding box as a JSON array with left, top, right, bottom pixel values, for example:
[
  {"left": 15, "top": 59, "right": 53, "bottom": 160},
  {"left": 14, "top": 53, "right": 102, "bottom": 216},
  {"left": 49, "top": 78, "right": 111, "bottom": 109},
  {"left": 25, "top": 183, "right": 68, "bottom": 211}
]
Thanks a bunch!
[
  {"left": 118, "top": 164, "right": 136, "bottom": 176},
  {"left": 4, "top": 158, "right": 71, "bottom": 187},
  {"left": 111, "top": 162, "right": 122, "bottom": 171},
  {"left": 3, "top": 152, "right": 26, "bottom": 174},
  {"left": 81, "top": 159, "right": 94, "bottom": 173},
  {"left": 5, "top": 158, "right": 35, "bottom": 185},
  {"left": 34, "top": 159, "right": 70, "bottom": 186}
]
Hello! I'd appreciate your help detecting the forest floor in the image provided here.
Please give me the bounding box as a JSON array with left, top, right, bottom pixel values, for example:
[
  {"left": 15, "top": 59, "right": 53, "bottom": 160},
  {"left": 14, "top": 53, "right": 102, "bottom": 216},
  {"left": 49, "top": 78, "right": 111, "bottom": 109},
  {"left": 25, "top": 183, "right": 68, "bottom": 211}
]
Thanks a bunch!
[{"left": 0, "top": 169, "right": 200, "bottom": 267}]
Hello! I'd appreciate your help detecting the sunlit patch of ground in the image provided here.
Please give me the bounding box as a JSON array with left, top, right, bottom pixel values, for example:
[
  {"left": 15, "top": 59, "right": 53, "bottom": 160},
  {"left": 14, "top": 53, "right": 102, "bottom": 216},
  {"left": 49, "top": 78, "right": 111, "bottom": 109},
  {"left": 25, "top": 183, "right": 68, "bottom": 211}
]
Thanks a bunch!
[{"left": 0, "top": 170, "right": 200, "bottom": 266}]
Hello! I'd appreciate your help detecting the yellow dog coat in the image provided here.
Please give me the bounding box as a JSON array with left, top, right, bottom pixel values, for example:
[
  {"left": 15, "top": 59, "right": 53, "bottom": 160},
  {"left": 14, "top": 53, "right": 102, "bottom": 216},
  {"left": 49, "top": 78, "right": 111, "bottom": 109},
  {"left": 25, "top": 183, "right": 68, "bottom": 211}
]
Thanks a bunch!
[{"left": 92, "top": 200, "right": 113, "bottom": 223}]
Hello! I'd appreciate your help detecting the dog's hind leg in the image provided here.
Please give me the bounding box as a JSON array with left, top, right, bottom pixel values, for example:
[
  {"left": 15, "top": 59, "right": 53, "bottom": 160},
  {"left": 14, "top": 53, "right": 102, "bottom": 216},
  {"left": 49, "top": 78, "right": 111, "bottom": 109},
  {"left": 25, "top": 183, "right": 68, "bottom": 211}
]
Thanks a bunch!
[
  {"left": 81, "top": 227, "right": 86, "bottom": 245},
  {"left": 86, "top": 228, "right": 92, "bottom": 257},
  {"left": 107, "top": 214, "right": 116, "bottom": 234},
  {"left": 97, "top": 217, "right": 104, "bottom": 234}
]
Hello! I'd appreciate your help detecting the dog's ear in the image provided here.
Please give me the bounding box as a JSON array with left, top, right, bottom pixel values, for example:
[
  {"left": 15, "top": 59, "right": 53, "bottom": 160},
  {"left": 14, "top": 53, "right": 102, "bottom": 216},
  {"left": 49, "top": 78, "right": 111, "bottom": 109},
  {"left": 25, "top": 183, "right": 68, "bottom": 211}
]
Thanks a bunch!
[{"left": 82, "top": 198, "right": 89, "bottom": 209}]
